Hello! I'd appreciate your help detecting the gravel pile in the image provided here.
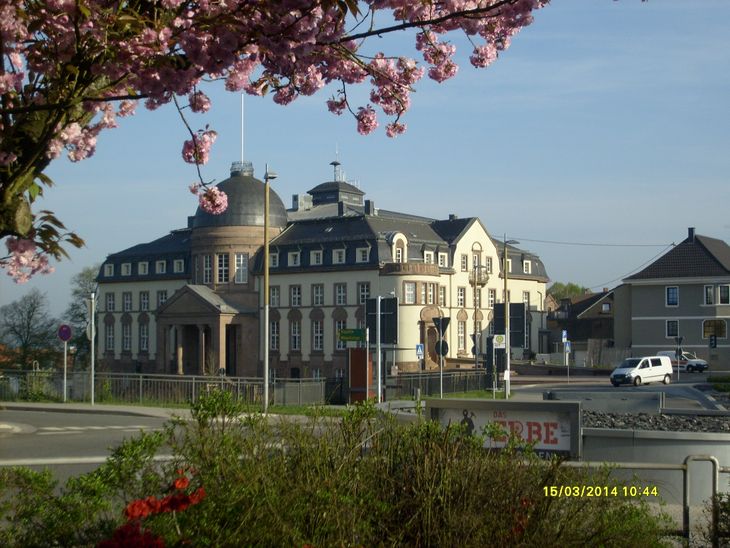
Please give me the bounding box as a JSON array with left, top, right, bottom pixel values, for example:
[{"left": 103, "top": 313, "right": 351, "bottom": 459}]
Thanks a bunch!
[{"left": 582, "top": 410, "right": 730, "bottom": 433}]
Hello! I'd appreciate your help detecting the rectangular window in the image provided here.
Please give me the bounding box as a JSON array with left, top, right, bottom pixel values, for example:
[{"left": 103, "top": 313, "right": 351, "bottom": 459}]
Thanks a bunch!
[
  {"left": 270, "top": 286, "right": 280, "bottom": 307},
  {"left": 666, "top": 286, "right": 679, "bottom": 307},
  {"left": 104, "top": 264, "right": 114, "bottom": 277},
  {"left": 270, "top": 320, "right": 279, "bottom": 351},
  {"left": 488, "top": 321, "right": 495, "bottom": 335},
  {"left": 424, "top": 251, "right": 434, "bottom": 264},
  {"left": 157, "top": 290, "right": 167, "bottom": 308},
  {"left": 485, "top": 257, "right": 492, "bottom": 274},
  {"left": 721, "top": 285, "right": 730, "bottom": 305},
  {"left": 335, "top": 320, "right": 347, "bottom": 350},
  {"left": 335, "top": 283, "right": 347, "bottom": 305},
  {"left": 438, "top": 286, "right": 446, "bottom": 306},
  {"left": 156, "top": 260, "right": 166, "bottom": 274},
  {"left": 139, "top": 324, "right": 149, "bottom": 352},
  {"left": 458, "top": 321, "right": 466, "bottom": 351},
  {"left": 203, "top": 255, "right": 212, "bottom": 284},
  {"left": 404, "top": 282, "right": 416, "bottom": 304},
  {"left": 310, "top": 250, "right": 323, "bottom": 266},
  {"left": 290, "top": 320, "right": 301, "bottom": 351},
  {"left": 506, "top": 258, "right": 512, "bottom": 273},
  {"left": 438, "top": 253, "right": 448, "bottom": 268},
  {"left": 472, "top": 253, "right": 480, "bottom": 268},
  {"left": 460, "top": 254, "right": 468, "bottom": 272},
  {"left": 457, "top": 287, "right": 466, "bottom": 308},
  {"left": 488, "top": 289, "right": 496, "bottom": 308},
  {"left": 270, "top": 252, "right": 279, "bottom": 268},
  {"left": 122, "top": 323, "right": 131, "bottom": 352},
  {"left": 121, "top": 263, "right": 131, "bottom": 276},
  {"left": 106, "top": 293, "right": 115, "bottom": 312},
  {"left": 139, "top": 291, "right": 149, "bottom": 311},
  {"left": 475, "top": 288, "right": 481, "bottom": 308},
  {"left": 105, "top": 324, "right": 114, "bottom": 352},
  {"left": 288, "top": 251, "right": 300, "bottom": 267},
  {"left": 122, "top": 292, "right": 132, "bottom": 312},
  {"left": 173, "top": 259, "right": 184, "bottom": 273},
  {"left": 523, "top": 260, "right": 531, "bottom": 274},
  {"left": 217, "top": 253, "right": 229, "bottom": 283},
  {"left": 138, "top": 262, "right": 149, "bottom": 275},
  {"left": 705, "top": 285, "right": 715, "bottom": 305},
  {"left": 312, "top": 284, "right": 324, "bottom": 306},
  {"left": 523, "top": 291, "right": 530, "bottom": 306},
  {"left": 290, "top": 285, "right": 302, "bottom": 307},
  {"left": 333, "top": 249, "right": 346, "bottom": 264},
  {"left": 312, "top": 320, "right": 323, "bottom": 351},
  {"left": 427, "top": 283, "right": 435, "bottom": 305},
  {"left": 358, "top": 282, "right": 370, "bottom": 304},
  {"left": 703, "top": 319, "right": 727, "bottom": 339},
  {"left": 312, "top": 368, "right": 322, "bottom": 380},
  {"left": 666, "top": 320, "right": 678, "bottom": 338},
  {"left": 357, "top": 248, "right": 369, "bottom": 263},
  {"left": 335, "top": 368, "right": 345, "bottom": 379},
  {"left": 420, "top": 283, "right": 426, "bottom": 305},
  {"left": 235, "top": 253, "right": 248, "bottom": 284}
]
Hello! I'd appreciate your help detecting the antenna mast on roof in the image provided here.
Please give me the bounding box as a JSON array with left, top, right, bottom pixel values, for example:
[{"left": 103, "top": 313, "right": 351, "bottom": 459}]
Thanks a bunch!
[{"left": 331, "top": 144, "right": 343, "bottom": 182}]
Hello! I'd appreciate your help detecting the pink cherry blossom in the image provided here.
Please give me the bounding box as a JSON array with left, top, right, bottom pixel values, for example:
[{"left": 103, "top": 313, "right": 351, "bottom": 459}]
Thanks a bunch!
[
  {"left": 198, "top": 187, "right": 228, "bottom": 215},
  {"left": 356, "top": 106, "right": 378, "bottom": 135}
]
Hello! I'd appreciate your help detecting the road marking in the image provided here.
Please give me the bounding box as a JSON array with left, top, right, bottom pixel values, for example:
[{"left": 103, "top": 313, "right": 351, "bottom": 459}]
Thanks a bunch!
[
  {"left": 36, "top": 425, "right": 161, "bottom": 435},
  {"left": 0, "top": 454, "right": 174, "bottom": 467}
]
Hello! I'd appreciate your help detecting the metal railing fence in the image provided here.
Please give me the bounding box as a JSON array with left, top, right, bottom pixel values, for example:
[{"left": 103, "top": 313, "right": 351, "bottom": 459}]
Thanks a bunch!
[{"left": 390, "top": 370, "right": 489, "bottom": 399}]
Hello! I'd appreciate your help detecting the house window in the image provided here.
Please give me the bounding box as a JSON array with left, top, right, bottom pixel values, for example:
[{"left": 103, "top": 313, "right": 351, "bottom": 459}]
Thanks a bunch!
[
  {"left": 523, "top": 291, "right": 530, "bottom": 306},
  {"left": 721, "top": 285, "right": 730, "bottom": 305},
  {"left": 312, "top": 284, "right": 324, "bottom": 306},
  {"left": 122, "top": 292, "right": 132, "bottom": 312},
  {"left": 156, "top": 260, "right": 166, "bottom": 274},
  {"left": 288, "top": 251, "right": 300, "bottom": 267},
  {"left": 704, "top": 285, "right": 715, "bottom": 305},
  {"left": 105, "top": 293, "right": 115, "bottom": 312},
  {"left": 333, "top": 249, "right": 346, "bottom": 264},
  {"left": 666, "top": 286, "right": 679, "bottom": 307},
  {"left": 203, "top": 255, "right": 212, "bottom": 284},
  {"left": 395, "top": 247, "right": 403, "bottom": 263},
  {"left": 488, "top": 321, "right": 495, "bottom": 335},
  {"left": 485, "top": 257, "right": 492, "bottom": 274},
  {"left": 460, "top": 254, "right": 468, "bottom": 272},
  {"left": 270, "top": 320, "right": 280, "bottom": 350},
  {"left": 138, "top": 261, "right": 148, "bottom": 275},
  {"left": 457, "top": 287, "right": 466, "bottom": 308},
  {"left": 420, "top": 284, "right": 426, "bottom": 304},
  {"left": 438, "top": 253, "right": 448, "bottom": 268},
  {"left": 312, "top": 368, "right": 322, "bottom": 380},
  {"left": 140, "top": 291, "right": 149, "bottom": 311},
  {"left": 666, "top": 320, "right": 678, "bottom": 338},
  {"left": 404, "top": 282, "right": 416, "bottom": 304},
  {"left": 472, "top": 253, "right": 480, "bottom": 268},
  {"left": 488, "top": 289, "right": 496, "bottom": 308},
  {"left": 523, "top": 260, "right": 531, "bottom": 274},
  {"left": 157, "top": 290, "right": 167, "bottom": 307},
  {"left": 139, "top": 324, "right": 149, "bottom": 352},
  {"left": 427, "top": 283, "right": 435, "bottom": 305},
  {"left": 290, "top": 285, "right": 302, "bottom": 307},
  {"left": 270, "top": 252, "right": 279, "bottom": 268},
  {"left": 601, "top": 302, "right": 611, "bottom": 313},
  {"left": 104, "top": 263, "right": 114, "bottom": 277},
  {"left": 217, "top": 253, "right": 229, "bottom": 283},
  {"left": 506, "top": 259, "right": 512, "bottom": 273},
  {"left": 335, "top": 320, "right": 347, "bottom": 350},
  {"left": 270, "top": 286, "right": 280, "bottom": 307},
  {"left": 312, "top": 320, "right": 323, "bottom": 351},
  {"left": 173, "top": 259, "right": 184, "bottom": 273},
  {"left": 424, "top": 251, "right": 434, "bottom": 264},
  {"left": 235, "top": 253, "right": 248, "bottom": 284},
  {"left": 310, "top": 250, "right": 323, "bottom": 266},
  {"left": 335, "top": 368, "right": 345, "bottom": 379},
  {"left": 475, "top": 288, "right": 481, "bottom": 308},
  {"left": 438, "top": 286, "right": 446, "bottom": 306},
  {"left": 357, "top": 248, "right": 369, "bottom": 263},
  {"left": 290, "top": 320, "right": 301, "bottom": 351},
  {"left": 335, "top": 283, "right": 347, "bottom": 305},
  {"left": 703, "top": 319, "right": 727, "bottom": 339},
  {"left": 122, "top": 323, "right": 131, "bottom": 352},
  {"left": 105, "top": 324, "right": 114, "bottom": 352},
  {"left": 458, "top": 321, "right": 466, "bottom": 351},
  {"left": 358, "top": 282, "right": 370, "bottom": 304},
  {"left": 121, "top": 263, "right": 131, "bottom": 276}
]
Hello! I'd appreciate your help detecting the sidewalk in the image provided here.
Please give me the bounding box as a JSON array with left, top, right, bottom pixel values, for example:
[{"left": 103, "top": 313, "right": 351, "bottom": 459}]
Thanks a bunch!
[{"left": 0, "top": 401, "right": 192, "bottom": 421}]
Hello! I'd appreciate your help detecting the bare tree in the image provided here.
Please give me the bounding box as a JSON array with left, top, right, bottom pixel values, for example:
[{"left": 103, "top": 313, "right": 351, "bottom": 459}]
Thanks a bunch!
[
  {"left": 63, "top": 265, "right": 99, "bottom": 369},
  {"left": 0, "top": 289, "right": 59, "bottom": 368}
]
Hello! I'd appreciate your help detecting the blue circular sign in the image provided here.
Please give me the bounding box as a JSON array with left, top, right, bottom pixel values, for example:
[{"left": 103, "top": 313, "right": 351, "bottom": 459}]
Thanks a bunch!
[{"left": 57, "top": 324, "right": 72, "bottom": 342}]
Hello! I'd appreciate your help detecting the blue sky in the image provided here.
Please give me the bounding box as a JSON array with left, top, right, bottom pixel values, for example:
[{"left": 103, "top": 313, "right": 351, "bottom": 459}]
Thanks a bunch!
[{"left": 2, "top": 0, "right": 729, "bottom": 317}]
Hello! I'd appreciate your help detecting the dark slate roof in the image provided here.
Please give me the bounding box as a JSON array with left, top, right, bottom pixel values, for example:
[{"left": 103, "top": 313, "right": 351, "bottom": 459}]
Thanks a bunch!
[
  {"left": 108, "top": 229, "right": 191, "bottom": 258},
  {"left": 431, "top": 217, "right": 476, "bottom": 243},
  {"left": 626, "top": 234, "right": 730, "bottom": 280},
  {"left": 308, "top": 180, "right": 365, "bottom": 196},
  {"left": 493, "top": 241, "right": 550, "bottom": 282}
]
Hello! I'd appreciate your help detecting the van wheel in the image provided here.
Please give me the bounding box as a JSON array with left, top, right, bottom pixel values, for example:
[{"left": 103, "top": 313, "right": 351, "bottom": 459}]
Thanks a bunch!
[
  {"left": 633, "top": 376, "right": 642, "bottom": 386},
  {"left": 687, "top": 365, "right": 694, "bottom": 373},
  {"left": 663, "top": 374, "right": 671, "bottom": 385}
]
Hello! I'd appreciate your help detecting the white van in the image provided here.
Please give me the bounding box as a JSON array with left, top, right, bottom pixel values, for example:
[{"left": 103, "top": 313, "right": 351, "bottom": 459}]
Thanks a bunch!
[
  {"left": 609, "top": 356, "right": 673, "bottom": 387},
  {"left": 656, "top": 350, "right": 709, "bottom": 373}
]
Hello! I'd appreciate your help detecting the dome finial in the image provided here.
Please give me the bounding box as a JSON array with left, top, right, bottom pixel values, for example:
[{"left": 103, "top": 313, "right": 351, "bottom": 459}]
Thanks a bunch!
[{"left": 231, "top": 160, "right": 254, "bottom": 176}]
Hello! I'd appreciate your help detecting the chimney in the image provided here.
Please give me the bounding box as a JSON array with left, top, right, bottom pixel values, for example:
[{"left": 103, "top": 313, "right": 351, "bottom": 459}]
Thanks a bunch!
[
  {"left": 364, "top": 199, "right": 377, "bottom": 215},
  {"left": 688, "top": 227, "right": 695, "bottom": 242},
  {"left": 337, "top": 201, "right": 345, "bottom": 216},
  {"left": 448, "top": 214, "right": 458, "bottom": 221}
]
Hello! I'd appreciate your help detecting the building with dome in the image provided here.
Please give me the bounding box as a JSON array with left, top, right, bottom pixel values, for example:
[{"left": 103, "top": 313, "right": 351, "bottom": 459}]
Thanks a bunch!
[{"left": 96, "top": 160, "right": 550, "bottom": 379}]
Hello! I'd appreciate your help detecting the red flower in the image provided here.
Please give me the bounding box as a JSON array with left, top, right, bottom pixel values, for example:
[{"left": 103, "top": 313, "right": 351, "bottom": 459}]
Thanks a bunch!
[
  {"left": 173, "top": 475, "right": 190, "bottom": 490},
  {"left": 97, "top": 521, "right": 165, "bottom": 548}
]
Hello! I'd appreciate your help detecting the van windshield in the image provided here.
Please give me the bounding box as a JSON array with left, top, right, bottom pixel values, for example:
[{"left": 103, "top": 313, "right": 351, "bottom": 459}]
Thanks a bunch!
[{"left": 618, "top": 358, "right": 641, "bottom": 369}]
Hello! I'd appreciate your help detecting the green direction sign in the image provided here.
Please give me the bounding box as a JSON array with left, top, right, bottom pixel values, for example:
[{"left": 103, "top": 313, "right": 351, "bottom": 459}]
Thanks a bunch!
[{"left": 338, "top": 328, "right": 366, "bottom": 342}]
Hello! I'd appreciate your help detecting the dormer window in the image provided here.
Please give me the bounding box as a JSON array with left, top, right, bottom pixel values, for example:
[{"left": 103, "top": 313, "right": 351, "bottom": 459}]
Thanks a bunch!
[
  {"left": 173, "top": 259, "right": 184, "bottom": 273},
  {"left": 424, "top": 251, "right": 434, "bottom": 264},
  {"left": 333, "top": 249, "right": 345, "bottom": 265},
  {"left": 395, "top": 248, "right": 403, "bottom": 263},
  {"left": 438, "top": 253, "right": 448, "bottom": 268},
  {"left": 138, "top": 262, "right": 149, "bottom": 275},
  {"left": 270, "top": 252, "right": 279, "bottom": 268},
  {"left": 156, "top": 260, "right": 166, "bottom": 274},
  {"left": 288, "top": 251, "right": 301, "bottom": 267},
  {"left": 121, "top": 263, "right": 131, "bottom": 276},
  {"left": 356, "top": 248, "right": 369, "bottom": 263},
  {"left": 310, "top": 250, "right": 323, "bottom": 266},
  {"left": 104, "top": 264, "right": 114, "bottom": 277}
]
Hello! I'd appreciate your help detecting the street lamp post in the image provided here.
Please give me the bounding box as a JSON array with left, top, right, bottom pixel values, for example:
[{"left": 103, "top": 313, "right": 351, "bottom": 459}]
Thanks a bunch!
[
  {"left": 263, "top": 165, "right": 277, "bottom": 413},
  {"left": 470, "top": 265, "right": 489, "bottom": 369},
  {"left": 503, "top": 235, "right": 519, "bottom": 399}
]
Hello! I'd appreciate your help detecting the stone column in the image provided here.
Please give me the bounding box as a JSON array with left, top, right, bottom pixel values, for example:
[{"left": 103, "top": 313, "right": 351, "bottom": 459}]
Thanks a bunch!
[
  {"left": 176, "top": 325, "right": 184, "bottom": 375},
  {"left": 197, "top": 324, "right": 206, "bottom": 376},
  {"left": 213, "top": 320, "right": 226, "bottom": 375}
]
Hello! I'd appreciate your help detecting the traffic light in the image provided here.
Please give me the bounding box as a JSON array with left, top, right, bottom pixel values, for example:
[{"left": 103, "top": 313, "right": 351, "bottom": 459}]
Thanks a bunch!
[{"left": 710, "top": 334, "right": 717, "bottom": 349}]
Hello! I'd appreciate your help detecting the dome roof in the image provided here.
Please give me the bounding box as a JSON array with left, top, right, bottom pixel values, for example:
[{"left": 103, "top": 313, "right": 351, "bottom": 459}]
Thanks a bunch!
[{"left": 192, "top": 164, "right": 287, "bottom": 229}]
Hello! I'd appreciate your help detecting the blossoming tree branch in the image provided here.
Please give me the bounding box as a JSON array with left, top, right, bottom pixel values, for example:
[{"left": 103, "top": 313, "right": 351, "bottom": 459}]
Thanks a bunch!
[{"left": 0, "top": 0, "right": 547, "bottom": 282}]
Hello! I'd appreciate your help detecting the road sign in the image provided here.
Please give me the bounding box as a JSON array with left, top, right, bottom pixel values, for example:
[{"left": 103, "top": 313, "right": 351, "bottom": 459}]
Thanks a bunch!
[
  {"left": 710, "top": 334, "right": 717, "bottom": 349},
  {"left": 433, "top": 317, "right": 450, "bottom": 336},
  {"left": 57, "top": 324, "right": 72, "bottom": 342},
  {"left": 338, "top": 328, "right": 366, "bottom": 342},
  {"left": 435, "top": 340, "right": 449, "bottom": 356},
  {"left": 365, "top": 297, "right": 398, "bottom": 344},
  {"left": 416, "top": 344, "right": 424, "bottom": 360},
  {"left": 565, "top": 341, "right": 571, "bottom": 354},
  {"left": 561, "top": 330, "right": 567, "bottom": 343},
  {"left": 493, "top": 334, "right": 506, "bottom": 349}
]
